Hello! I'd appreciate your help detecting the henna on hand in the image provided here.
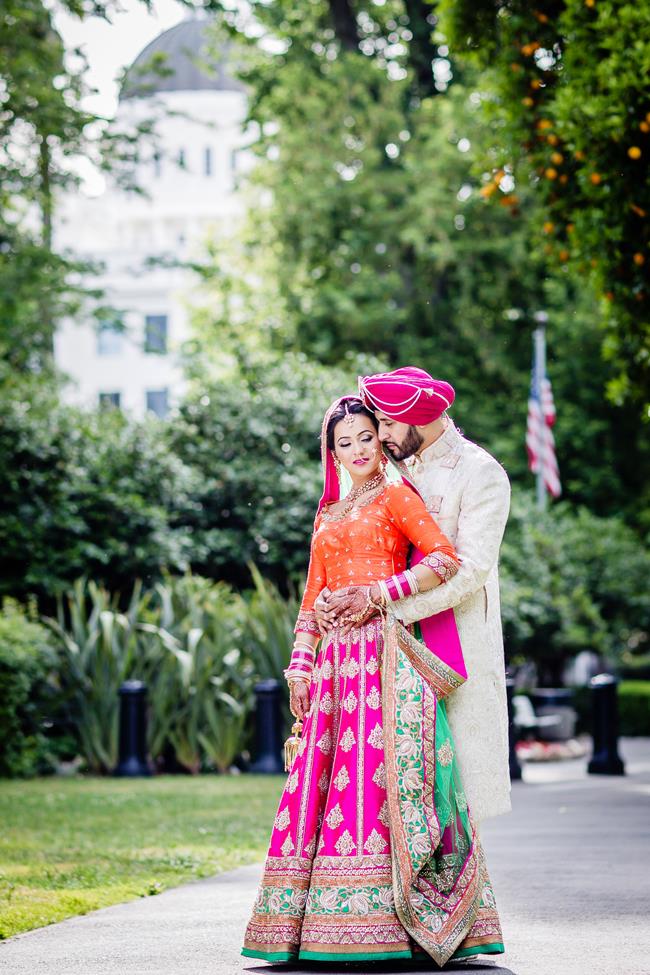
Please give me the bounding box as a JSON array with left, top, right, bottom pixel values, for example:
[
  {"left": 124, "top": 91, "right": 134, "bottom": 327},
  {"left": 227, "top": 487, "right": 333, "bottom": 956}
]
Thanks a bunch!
[{"left": 289, "top": 681, "right": 310, "bottom": 720}]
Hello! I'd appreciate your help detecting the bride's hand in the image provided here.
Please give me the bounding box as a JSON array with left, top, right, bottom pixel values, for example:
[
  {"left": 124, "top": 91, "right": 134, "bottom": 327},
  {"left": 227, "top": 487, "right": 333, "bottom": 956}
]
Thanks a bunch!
[
  {"left": 328, "top": 585, "right": 378, "bottom": 636},
  {"left": 289, "top": 681, "right": 310, "bottom": 721},
  {"left": 314, "top": 587, "right": 335, "bottom": 635}
]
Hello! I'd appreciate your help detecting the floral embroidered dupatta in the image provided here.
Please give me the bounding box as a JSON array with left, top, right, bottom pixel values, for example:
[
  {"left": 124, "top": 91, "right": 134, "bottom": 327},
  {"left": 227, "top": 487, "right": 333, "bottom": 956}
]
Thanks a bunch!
[{"left": 381, "top": 615, "right": 499, "bottom": 963}]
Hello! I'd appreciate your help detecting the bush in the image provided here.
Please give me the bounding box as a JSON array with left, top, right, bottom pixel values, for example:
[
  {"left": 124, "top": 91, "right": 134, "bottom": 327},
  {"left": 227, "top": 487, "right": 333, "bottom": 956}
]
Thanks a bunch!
[
  {"left": 500, "top": 490, "right": 650, "bottom": 682},
  {"left": 571, "top": 681, "right": 650, "bottom": 737},
  {"left": 0, "top": 385, "right": 196, "bottom": 603},
  {"left": 167, "top": 354, "right": 357, "bottom": 589},
  {"left": 0, "top": 601, "right": 55, "bottom": 777},
  {"left": 618, "top": 681, "right": 650, "bottom": 736},
  {"left": 44, "top": 573, "right": 297, "bottom": 775}
]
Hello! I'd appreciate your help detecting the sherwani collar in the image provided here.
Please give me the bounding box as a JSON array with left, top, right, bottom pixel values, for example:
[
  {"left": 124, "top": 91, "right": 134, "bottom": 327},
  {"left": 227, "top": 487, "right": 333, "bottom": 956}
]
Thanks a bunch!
[{"left": 405, "top": 420, "right": 461, "bottom": 471}]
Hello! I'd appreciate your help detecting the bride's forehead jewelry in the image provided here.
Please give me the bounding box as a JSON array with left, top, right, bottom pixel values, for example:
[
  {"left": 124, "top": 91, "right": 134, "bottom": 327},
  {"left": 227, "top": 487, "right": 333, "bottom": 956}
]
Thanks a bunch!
[{"left": 343, "top": 402, "right": 356, "bottom": 426}]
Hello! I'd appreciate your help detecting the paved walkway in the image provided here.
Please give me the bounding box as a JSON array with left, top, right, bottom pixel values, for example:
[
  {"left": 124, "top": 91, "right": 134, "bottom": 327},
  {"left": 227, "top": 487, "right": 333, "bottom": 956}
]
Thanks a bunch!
[{"left": 2, "top": 739, "right": 649, "bottom": 975}]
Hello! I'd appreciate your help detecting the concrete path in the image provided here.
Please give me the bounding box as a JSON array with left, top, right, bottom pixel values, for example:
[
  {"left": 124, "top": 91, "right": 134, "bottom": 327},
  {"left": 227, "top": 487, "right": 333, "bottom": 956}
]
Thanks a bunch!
[{"left": 2, "top": 739, "right": 649, "bottom": 975}]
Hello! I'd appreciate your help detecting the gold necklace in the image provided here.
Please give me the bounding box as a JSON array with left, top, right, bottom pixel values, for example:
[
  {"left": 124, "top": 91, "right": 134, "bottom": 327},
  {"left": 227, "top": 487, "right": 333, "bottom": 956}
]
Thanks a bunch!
[{"left": 337, "top": 470, "right": 386, "bottom": 518}]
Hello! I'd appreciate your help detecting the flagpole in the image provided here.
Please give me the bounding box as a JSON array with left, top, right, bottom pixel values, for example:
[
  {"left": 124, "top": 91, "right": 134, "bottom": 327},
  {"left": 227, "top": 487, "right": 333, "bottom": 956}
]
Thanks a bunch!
[{"left": 533, "top": 312, "right": 548, "bottom": 511}]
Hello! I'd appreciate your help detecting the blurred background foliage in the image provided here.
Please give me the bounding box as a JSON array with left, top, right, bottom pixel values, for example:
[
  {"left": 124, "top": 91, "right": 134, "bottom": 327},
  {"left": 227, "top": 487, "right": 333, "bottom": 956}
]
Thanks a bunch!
[
  {"left": 0, "top": 0, "right": 649, "bottom": 775},
  {"left": 438, "top": 0, "right": 650, "bottom": 409}
]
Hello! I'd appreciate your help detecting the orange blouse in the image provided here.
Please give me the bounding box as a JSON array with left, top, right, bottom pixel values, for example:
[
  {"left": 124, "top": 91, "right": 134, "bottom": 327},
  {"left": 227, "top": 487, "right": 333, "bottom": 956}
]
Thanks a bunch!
[{"left": 294, "top": 482, "right": 459, "bottom": 636}]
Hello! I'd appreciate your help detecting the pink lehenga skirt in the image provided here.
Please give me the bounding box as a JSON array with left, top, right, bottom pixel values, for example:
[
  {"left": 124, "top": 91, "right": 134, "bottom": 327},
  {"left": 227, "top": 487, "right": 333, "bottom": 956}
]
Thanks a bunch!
[{"left": 242, "top": 615, "right": 504, "bottom": 965}]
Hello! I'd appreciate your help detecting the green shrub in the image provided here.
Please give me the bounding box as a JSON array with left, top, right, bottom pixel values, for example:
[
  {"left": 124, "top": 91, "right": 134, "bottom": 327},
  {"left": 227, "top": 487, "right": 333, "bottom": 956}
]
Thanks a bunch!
[
  {"left": 618, "top": 681, "right": 650, "bottom": 736},
  {"left": 568, "top": 680, "right": 650, "bottom": 737},
  {"left": 500, "top": 490, "right": 650, "bottom": 681},
  {"left": 0, "top": 601, "right": 55, "bottom": 777},
  {"left": 0, "top": 388, "right": 196, "bottom": 603},
  {"left": 44, "top": 573, "right": 298, "bottom": 775},
  {"left": 147, "top": 575, "right": 253, "bottom": 774},
  {"left": 44, "top": 579, "right": 157, "bottom": 774}
]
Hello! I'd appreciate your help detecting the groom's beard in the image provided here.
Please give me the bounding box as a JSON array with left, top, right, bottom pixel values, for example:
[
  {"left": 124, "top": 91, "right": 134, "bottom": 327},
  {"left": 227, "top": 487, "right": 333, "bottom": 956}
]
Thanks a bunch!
[{"left": 384, "top": 426, "right": 424, "bottom": 462}]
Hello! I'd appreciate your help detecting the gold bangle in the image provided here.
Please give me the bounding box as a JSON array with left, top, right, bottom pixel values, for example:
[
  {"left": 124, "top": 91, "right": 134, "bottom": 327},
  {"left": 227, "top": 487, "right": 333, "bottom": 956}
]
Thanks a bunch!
[{"left": 287, "top": 676, "right": 309, "bottom": 689}]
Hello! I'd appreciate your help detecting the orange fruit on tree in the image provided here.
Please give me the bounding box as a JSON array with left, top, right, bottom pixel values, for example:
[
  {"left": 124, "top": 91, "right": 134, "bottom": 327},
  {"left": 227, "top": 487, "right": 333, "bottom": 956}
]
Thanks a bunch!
[
  {"left": 545, "top": 167, "right": 558, "bottom": 180},
  {"left": 543, "top": 221, "right": 555, "bottom": 234},
  {"left": 640, "top": 121, "right": 650, "bottom": 133},
  {"left": 590, "top": 172, "right": 602, "bottom": 185},
  {"left": 574, "top": 149, "right": 586, "bottom": 161},
  {"left": 551, "top": 152, "right": 564, "bottom": 164},
  {"left": 633, "top": 252, "right": 645, "bottom": 266},
  {"left": 547, "top": 134, "right": 560, "bottom": 146},
  {"left": 559, "top": 174, "right": 569, "bottom": 184},
  {"left": 538, "top": 119, "right": 553, "bottom": 131},
  {"left": 522, "top": 97, "right": 535, "bottom": 107},
  {"left": 585, "top": 0, "right": 595, "bottom": 7},
  {"left": 559, "top": 249, "right": 570, "bottom": 262},
  {"left": 628, "top": 146, "right": 642, "bottom": 159}
]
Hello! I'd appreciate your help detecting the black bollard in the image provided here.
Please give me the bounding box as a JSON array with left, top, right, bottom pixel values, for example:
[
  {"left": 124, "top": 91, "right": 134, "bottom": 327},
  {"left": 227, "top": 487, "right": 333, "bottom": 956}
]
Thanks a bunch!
[
  {"left": 114, "top": 680, "right": 151, "bottom": 777},
  {"left": 505, "top": 677, "right": 523, "bottom": 781},
  {"left": 250, "top": 679, "right": 284, "bottom": 774},
  {"left": 587, "top": 674, "right": 625, "bottom": 776}
]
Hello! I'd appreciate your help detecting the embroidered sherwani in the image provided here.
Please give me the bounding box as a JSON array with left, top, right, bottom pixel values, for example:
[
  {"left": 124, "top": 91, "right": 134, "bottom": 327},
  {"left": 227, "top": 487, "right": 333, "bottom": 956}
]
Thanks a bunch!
[
  {"left": 393, "top": 420, "right": 512, "bottom": 822},
  {"left": 242, "top": 483, "right": 504, "bottom": 965}
]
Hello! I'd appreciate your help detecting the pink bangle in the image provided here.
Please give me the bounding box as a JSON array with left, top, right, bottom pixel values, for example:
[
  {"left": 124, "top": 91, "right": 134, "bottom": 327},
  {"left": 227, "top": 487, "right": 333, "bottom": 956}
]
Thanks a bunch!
[{"left": 382, "top": 570, "right": 418, "bottom": 603}]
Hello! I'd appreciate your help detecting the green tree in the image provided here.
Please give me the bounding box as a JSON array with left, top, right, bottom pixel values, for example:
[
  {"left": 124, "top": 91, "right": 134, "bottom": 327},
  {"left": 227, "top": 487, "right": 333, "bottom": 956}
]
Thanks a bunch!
[
  {"left": 0, "top": 0, "right": 167, "bottom": 373},
  {"left": 439, "top": 0, "right": 650, "bottom": 411},
  {"left": 193, "top": 16, "right": 650, "bottom": 523}
]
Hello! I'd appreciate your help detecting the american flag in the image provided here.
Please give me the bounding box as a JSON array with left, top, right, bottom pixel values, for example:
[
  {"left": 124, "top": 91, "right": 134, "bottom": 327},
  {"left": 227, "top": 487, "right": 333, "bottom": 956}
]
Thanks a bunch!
[{"left": 526, "top": 373, "right": 561, "bottom": 498}]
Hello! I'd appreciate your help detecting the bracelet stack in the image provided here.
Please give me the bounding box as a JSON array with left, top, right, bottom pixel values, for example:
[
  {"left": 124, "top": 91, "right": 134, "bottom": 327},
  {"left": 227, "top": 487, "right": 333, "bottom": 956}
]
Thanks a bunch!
[
  {"left": 284, "top": 639, "right": 316, "bottom": 683},
  {"left": 377, "top": 568, "right": 420, "bottom": 605}
]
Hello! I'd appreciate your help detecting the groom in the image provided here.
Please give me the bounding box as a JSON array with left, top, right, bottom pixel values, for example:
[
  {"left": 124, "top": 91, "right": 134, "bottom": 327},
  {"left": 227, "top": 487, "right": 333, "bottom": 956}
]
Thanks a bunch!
[{"left": 315, "top": 366, "right": 512, "bottom": 822}]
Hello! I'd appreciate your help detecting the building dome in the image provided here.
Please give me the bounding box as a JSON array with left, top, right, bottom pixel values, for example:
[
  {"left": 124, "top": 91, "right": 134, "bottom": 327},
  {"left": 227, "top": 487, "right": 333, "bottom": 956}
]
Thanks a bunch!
[{"left": 121, "top": 18, "right": 243, "bottom": 100}]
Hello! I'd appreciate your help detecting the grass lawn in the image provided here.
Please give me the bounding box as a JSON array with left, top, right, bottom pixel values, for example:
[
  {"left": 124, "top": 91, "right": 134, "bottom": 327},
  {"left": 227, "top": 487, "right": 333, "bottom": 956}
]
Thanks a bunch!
[{"left": 0, "top": 773, "right": 284, "bottom": 940}]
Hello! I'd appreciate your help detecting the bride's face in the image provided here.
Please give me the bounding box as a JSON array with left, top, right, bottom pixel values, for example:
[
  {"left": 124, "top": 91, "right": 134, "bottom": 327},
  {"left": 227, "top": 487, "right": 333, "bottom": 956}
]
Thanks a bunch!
[{"left": 333, "top": 415, "right": 382, "bottom": 480}]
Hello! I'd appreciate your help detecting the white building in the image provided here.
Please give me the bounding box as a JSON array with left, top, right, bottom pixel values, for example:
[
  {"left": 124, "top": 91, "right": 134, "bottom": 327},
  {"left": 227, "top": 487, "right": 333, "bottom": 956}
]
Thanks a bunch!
[{"left": 55, "top": 17, "right": 248, "bottom": 416}]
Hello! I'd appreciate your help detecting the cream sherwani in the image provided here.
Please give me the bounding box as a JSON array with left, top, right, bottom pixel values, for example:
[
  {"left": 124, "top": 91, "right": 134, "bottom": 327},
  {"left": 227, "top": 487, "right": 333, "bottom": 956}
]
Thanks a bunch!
[{"left": 393, "top": 420, "right": 512, "bottom": 821}]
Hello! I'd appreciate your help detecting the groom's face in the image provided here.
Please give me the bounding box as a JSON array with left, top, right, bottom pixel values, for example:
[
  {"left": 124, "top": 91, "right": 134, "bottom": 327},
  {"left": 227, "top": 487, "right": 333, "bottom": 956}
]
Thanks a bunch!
[{"left": 375, "top": 411, "right": 424, "bottom": 461}]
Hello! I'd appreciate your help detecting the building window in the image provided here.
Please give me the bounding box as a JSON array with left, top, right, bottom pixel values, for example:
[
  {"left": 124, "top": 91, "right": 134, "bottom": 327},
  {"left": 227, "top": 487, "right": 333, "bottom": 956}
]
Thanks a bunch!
[
  {"left": 178, "top": 148, "right": 186, "bottom": 169},
  {"left": 204, "top": 146, "right": 212, "bottom": 176},
  {"left": 97, "top": 321, "right": 122, "bottom": 356},
  {"left": 146, "top": 389, "right": 169, "bottom": 418},
  {"left": 99, "top": 391, "right": 121, "bottom": 410},
  {"left": 144, "top": 314, "right": 168, "bottom": 354}
]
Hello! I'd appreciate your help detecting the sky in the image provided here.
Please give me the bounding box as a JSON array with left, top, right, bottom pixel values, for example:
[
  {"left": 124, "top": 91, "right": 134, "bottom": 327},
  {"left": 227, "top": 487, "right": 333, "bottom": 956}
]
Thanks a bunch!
[{"left": 54, "top": 0, "right": 189, "bottom": 118}]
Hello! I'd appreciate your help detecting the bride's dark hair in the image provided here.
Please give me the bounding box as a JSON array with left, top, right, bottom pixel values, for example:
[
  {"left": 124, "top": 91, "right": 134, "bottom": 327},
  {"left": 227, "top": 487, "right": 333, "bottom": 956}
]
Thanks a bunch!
[{"left": 325, "top": 397, "right": 378, "bottom": 450}]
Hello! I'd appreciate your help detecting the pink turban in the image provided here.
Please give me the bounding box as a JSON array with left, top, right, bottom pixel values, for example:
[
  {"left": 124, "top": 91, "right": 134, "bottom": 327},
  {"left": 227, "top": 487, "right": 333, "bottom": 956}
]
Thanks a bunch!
[{"left": 358, "top": 367, "right": 455, "bottom": 424}]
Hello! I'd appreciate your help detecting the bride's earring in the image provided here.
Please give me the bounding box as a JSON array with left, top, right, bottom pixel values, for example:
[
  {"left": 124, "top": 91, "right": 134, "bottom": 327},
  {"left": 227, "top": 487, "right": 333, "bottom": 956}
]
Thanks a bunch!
[{"left": 331, "top": 451, "right": 341, "bottom": 477}]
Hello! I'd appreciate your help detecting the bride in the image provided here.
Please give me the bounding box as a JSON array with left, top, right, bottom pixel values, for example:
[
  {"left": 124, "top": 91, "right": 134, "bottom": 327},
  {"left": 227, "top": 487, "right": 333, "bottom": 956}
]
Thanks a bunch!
[{"left": 242, "top": 395, "right": 504, "bottom": 966}]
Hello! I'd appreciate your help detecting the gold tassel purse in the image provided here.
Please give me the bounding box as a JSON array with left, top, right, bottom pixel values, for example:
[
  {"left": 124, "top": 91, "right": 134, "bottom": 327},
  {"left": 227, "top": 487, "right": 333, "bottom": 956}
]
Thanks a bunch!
[{"left": 284, "top": 719, "right": 303, "bottom": 772}]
